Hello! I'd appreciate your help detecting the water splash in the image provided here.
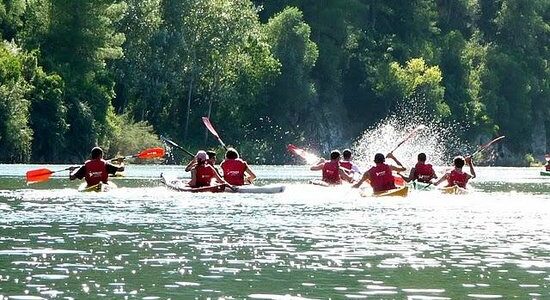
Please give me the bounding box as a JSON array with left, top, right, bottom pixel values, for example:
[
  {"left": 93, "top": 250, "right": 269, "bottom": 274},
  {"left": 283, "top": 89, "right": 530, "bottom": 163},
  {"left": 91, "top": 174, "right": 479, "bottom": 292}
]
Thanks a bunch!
[{"left": 352, "top": 99, "right": 467, "bottom": 168}]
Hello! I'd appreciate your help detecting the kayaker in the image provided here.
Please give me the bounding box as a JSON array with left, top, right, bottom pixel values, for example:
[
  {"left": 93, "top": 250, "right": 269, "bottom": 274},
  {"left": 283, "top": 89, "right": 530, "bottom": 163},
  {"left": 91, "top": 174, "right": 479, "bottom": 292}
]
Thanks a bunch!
[
  {"left": 70, "top": 147, "right": 124, "bottom": 187},
  {"left": 402, "top": 153, "right": 437, "bottom": 183},
  {"left": 310, "top": 150, "right": 354, "bottom": 185},
  {"left": 434, "top": 156, "right": 476, "bottom": 188},
  {"left": 340, "top": 149, "right": 362, "bottom": 175},
  {"left": 189, "top": 150, "right": 231, "bottom": 188},
  {"left": 352, "top": 152, "right": 406, "bottom": 192},
  {"left": 545, "top": 160, "right": 550, "bottom": 171},
  {"left": 220, "top": 148, "right": 256, "bottom": 186},
  {"left": 185, "top": 150, "right": 220, "bottom": 175}
]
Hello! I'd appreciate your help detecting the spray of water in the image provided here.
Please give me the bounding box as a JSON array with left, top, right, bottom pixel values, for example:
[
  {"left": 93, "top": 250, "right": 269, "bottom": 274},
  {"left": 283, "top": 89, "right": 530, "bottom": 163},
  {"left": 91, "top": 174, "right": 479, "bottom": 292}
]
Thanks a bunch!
[{"left": 352, "top": 98, "right": 467, "bottom": 169}]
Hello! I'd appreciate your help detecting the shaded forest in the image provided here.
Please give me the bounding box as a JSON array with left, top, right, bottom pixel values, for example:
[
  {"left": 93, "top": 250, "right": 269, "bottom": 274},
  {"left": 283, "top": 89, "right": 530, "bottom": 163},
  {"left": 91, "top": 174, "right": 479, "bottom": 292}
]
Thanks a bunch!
[{"left": 0, "top": 0, "right": 548, "bottom": 165}]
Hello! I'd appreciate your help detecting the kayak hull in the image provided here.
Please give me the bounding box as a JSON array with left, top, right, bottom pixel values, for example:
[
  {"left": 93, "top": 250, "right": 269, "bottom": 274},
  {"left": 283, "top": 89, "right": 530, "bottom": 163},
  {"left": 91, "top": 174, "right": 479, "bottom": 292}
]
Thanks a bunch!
[
  {"left": 540, "top": 171, "right": 550, "bottom": 176},
  {"left": 374, "top": 186, "right": 409, "bottom": 197},
  {"left": 361, "top": 186, "right": 409, "bottom": 197},
  {"left": 161, "top": 174, "right": 285, "bottom": 194},
  {"left": 440, "top": 185, "right": 468, "bottom": 195},
  {"left": 225, "top": 185, "right": 285, "bottom": 194},
  {"left": 78, "top": 181, "right": 117, "bottom": 192},
  {"left": 160, "top": 174, "right": 225, "bottom": 193}
]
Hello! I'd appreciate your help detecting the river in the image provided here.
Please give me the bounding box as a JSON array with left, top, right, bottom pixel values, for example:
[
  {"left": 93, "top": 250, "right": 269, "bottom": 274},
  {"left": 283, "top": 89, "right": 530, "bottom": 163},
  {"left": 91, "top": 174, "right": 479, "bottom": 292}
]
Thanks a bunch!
[{"left": 0, "top": 164, "right": 549, "bottom": 299}]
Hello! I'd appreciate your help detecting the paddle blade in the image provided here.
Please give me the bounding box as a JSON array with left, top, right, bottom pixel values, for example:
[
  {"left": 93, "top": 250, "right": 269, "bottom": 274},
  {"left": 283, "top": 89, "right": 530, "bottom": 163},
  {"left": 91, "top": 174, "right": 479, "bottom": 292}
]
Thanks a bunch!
[
  {"left": 287, "top": 144, "right": 320, "bottom": 164},
  {"left": 394, "top": 175, "right": 405, "bottom": 186},
  {"left": 472, "top": 136, "right": 505, "bottom": 157},
  {"left": 137, "top": 147, "right": 165, "bottom": 159},
  {"left": 202, "top": 117, "right": 220, "bottom": 139},
  {"left": 26, "top": 168, "right": 54, "bottom": 184}
]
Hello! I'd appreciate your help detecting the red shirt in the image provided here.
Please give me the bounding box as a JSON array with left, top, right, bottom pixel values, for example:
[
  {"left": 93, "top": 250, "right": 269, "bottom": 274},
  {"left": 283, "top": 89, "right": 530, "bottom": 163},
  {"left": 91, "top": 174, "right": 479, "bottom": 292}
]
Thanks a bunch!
[
  {"left": 221, "top": 159, "right": 247, "bottom": 186},
  {"left": 194, "top": 164, "right": 216, "bottom": 187},
  {"left": 414, "top": 162, "right": 435, "bottom": 183},
  {"left": 447, "top": 169, "right": 469, "bottom": 188},
  {"left": 340, "top": 161, "right": 352, "bottom": 171},
  {"left": 546, "top": 164, "right": 550, "bottom": 171},
  {"left": 84, "top": 159, "right": 108, "bottom": 186},
  {"left": 368, "top": 163, "right": 396, "bottom": 192},
  {"left": 322, "top": 161, "right": 341, "bottom": 184}
]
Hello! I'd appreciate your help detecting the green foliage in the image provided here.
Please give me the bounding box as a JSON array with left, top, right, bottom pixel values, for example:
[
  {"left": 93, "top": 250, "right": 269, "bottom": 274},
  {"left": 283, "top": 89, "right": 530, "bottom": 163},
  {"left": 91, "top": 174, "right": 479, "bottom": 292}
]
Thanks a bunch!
[
  {"left": 103, "top": 112, "right": 161, "bottom": 160},
  {"left": 0, "top": 41, "right": 32, "bottom": 162},
  {"left": 388, "top": 58, "right": 449, "bottom": 119},
  {"left": 0, "top": 0, "right": 546, "bottom": 163}
]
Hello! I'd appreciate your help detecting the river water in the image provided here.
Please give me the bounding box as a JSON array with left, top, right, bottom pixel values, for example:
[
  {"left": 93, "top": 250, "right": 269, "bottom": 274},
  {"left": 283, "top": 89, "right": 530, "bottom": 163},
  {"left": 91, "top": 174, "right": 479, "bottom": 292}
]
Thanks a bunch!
[{"left": 0, "top": 164, "right": 548, "bottom": 299}]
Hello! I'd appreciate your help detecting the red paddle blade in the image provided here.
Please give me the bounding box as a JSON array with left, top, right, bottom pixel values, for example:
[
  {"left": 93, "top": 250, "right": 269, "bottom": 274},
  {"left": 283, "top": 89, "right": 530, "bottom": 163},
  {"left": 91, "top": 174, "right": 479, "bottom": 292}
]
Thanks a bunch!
[
  {"left": 137, "top": 147, "right": 165, "bottom": 159},
  {"left": 26, "top": 168, "right": 54, "bottom": 183},
  {"left": 202, "top": 117, "right": 220, "bottom": 138},
  {"left": 394, "top": 175, "right": 405, "bottom": 186},
  {"left": 287, "top": 144, "right": 319, "bottom": 164}
]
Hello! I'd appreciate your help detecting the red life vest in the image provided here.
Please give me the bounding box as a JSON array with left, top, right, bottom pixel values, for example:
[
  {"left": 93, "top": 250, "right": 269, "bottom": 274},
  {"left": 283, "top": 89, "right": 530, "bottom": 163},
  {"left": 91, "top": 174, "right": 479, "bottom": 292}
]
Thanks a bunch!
[
  {"left": 340, "top": 161, "right": 352, "bottom": 171},
  {"left": 322, "top": 161, "right": 341, "bottom": 184},
  {"left": 414, "top": 162, "right": 435, "bottom": 182},
  {"left": 447, "top": 169, "right": 469, "bottom": 188},
  {"left": 84, "top": 159, "right": 108, "bottom": 186},
  {"left": 546, "top": 164, "right": 550, "bottom": 171},
  {"left": 221, "top": 159, "right": 247, "bottom": 186},
  {"left": 194, "top": 164, "right": 215, "bottom": 187},
  {"left": 368, "top": 163, "right": 396, "bottom": 192}
]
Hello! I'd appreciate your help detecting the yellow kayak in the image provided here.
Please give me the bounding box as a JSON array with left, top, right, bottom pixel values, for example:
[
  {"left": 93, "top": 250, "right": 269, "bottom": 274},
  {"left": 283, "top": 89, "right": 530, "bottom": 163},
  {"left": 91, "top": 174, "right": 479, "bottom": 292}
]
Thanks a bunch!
[
  {"left": 440, "top": 185, "right": 468, "bottom": 195},
  {"left": 78, "top": 181, "right": 117, "bottom": 192},
  {"left": 361, "top": 186, "right": 409, "bottom": 198}
]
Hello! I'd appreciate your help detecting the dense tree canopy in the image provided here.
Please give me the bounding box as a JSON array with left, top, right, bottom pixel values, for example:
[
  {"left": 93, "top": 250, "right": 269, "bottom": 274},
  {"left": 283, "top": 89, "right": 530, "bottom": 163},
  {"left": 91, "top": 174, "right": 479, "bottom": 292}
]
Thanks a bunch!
[{"left": 0, "top": 0, "right": 548, "bottom": 165}]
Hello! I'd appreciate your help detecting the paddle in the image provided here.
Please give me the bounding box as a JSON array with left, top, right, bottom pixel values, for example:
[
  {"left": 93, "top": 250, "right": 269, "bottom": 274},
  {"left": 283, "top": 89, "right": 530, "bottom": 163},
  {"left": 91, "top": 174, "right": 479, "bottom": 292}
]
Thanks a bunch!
[
  {"left": 160, "top": 135, "right": 194, "bottom": 158},
  {"left": 287, "top": 144, "right": 322, "bottom": 165},
  {"left": 470, "top": 136, "right": 505, "bottom": 158},
  {"left": 390, "top": 125, "right": 426, "bottom": 153},
  {"left": 112, "top": 147, "right": 166, "bottom": 162},
  {"left": 202, "top": 117, "right": 227, "bottom": 150},
  {"left": 26, "top": 166, "right": 79, "bottom": 184},
  {"left": 421, "top": 136, "right": 505, "bottom": 191}
]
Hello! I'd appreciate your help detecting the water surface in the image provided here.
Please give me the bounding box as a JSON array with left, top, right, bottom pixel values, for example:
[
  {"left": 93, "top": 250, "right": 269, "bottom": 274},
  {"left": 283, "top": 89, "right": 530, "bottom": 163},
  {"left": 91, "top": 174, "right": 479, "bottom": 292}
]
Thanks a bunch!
[{"left": 0, "top": 165, "right": 549, "bottom": 299}]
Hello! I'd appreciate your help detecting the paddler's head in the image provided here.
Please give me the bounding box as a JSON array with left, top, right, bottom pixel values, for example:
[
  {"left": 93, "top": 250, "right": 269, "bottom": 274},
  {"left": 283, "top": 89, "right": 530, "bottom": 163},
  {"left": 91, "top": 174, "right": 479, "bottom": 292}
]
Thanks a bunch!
[
  {"left": 206, "top": 150, "right": 217, "bottom": 164},
  {"left": 453, "top": 156, "right": 465, "bottom": 168},
  {"left": 374, "top": 153, "right": 385, "bottom": 164},
  {"left": 418, "top": 153, "right": 427, "bottom": 162},
  {"left": 330, "top": 150, "right": 341, "bottom": 161},
  {"left": 91, "top": 147, "right": 104, "bottom": 159},
  {"left": 225, "top": 148, "right": 239, "bottom": 160},
  {"left": 343, "top": 149, "right": 352, "bottom": 161},
  {"left": 195, "top": 150, "right": 208, "bottom": 164}
]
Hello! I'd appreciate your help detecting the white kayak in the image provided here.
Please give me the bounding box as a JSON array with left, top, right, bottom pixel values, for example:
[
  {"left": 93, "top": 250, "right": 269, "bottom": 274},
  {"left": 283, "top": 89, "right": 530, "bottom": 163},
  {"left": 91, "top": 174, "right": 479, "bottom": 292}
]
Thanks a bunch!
[{"left": 160, "top": 174, "right": 285, "bottom": 194}]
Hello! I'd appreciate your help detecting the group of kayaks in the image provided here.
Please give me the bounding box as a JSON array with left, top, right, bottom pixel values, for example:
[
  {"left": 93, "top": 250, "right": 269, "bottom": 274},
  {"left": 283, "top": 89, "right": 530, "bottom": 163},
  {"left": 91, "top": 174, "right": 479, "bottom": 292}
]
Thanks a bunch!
[
  {"left": 310, "top": 179, "right": 467, "bottom": 197},
  {"left": 77, "top": 173, "right": 467, "bottom": 197}
]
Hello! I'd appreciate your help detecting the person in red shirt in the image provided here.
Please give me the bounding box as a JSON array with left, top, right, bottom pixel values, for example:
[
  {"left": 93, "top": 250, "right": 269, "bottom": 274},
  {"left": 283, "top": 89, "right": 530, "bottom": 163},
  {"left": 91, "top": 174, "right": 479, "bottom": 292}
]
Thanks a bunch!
[
  {"left": 220, "top": 148, "right": 256, "bottom": 186},
  {"left": 352, "top": 152, "right": 406, "bottom": 192},
  {"left": 340, "top": 149, "right": 362, "bottom": 177},
  {"left": 435, "top": 156, "right": 476, "bottom": 188},
  {"left": 402, "top": 153, "right": 437, "bottom": 183},
  {"left": 310, "top": 150, "right": 354, "bottom": 185},
  {"left": 185, "top": 150, "right": 221, "bottom": 176},
  {"left": 545, "top": 160, "right": 550, "bottom": 171},
  {"left": 189, "top": 150, "right": 230, "bottom": 188},
  {"left": 70, "top": 147, "right": 124, "bottom": 187}
]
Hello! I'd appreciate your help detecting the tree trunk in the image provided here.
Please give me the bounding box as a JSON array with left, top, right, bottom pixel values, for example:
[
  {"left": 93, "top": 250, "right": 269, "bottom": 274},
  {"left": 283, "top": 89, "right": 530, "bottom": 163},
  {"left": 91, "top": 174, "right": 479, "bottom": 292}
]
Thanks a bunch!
[{"left": 184, "top": 73, "right": 194, "bottom": 142}]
